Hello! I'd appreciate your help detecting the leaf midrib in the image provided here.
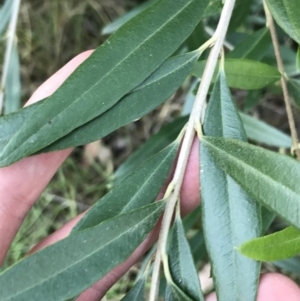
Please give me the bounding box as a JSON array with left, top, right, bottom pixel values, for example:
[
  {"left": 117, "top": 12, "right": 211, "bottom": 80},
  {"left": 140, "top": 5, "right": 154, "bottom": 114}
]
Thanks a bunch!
[{"left": 250, "top": 235, "right": 300, "bottom": 251}]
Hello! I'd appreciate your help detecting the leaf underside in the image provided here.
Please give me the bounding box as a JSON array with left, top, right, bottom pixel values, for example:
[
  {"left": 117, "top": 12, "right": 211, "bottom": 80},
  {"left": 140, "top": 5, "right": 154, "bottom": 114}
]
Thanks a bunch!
[
  {"left": 202, "top": 137, "right": 300, "bottom": 230},
  {"left": 201, "top": 71, "right": 261, "bottom": 301}
]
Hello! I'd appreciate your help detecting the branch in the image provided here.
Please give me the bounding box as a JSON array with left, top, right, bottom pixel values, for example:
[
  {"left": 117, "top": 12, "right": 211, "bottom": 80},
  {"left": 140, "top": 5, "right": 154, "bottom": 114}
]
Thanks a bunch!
[
  {"left": 263, "top": 1, "right": 300, "bottom": 160},
  {"left": 149, "top": 0, "right": 237, "bottom": 299}
]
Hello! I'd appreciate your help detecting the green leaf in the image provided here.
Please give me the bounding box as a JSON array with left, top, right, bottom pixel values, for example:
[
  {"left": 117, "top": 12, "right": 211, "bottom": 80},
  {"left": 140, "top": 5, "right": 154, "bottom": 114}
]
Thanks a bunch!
[
  {"left": 189, "top": 230, "right": 207, "bottom": 263},
  {"left": 201, "top": 136, "right": 300, "bottom": 229},
  {"left": 102, "top": 0, "right": 158, "bottom": 35},
  {"left": 297, "top": 45, "right": 300, "bottom": 71},
  {"left": 272, "top": 256, "right": 300, "bottom": 276},
  {"left": 120, "top": 278, "right": 145, "bottom": 301},
  {"left": 0, "top": 202, "right": 166, "bottom": 301},
  {"left": 183, "top": 206, "right": 201, "bottom": 232},
  {"left": 266, "top": 0, "right": 300, "bottom": 44},
  {"left": 0, "top": 0, "right": 202, "bottom": 167},
  {"left": 185, "top": 22, "right": 207, "bottom": 51},
  {"left": 165, "top": 283, "right": 194, "bottom": 301},
  {"left": 228, "top": 0, "right": 252, "bottom": 33},
  {"left": 0, "top": 100, "right": 40, "bottom": 151},
  {"left": 261, "top": 207, "right": 276, "bottom": 234},
  {"left": 43, "top": 51, "right": 199, "bottom": 153},
  {"left": 228, "top": 28, "right": 271, "bottom": 60},
  {"left": 72, "top": 141, "right": 179, "bottom": 233},
  {"left": 239, "top": 226, "right": 300, "bottom": 261},
  {"left": 288, "top": 78, "right": 300, "bottom": 109},
  {"left": 201, "top": 71, "right": 261, "bottom": 301},
  {"left": 4, "top": 43, "right": 21, "bottom": 114},
  {"left": 114, "top": 116, "right": 187, "bottom": 184},
  {"left": 243, "top": 90, "right": 262, "bottom": 112},
  {"left": 102, "top": 0, "right": 221, "bottom": 35},
  {"left": 192, "top": 59, "right": 281, "bottom": 90},
  {"left": 167, "top": 216, "right": 204, "bottom": 301},
  {"left": 202, "top": 0, "right": 223, "bottom": 18},
  {"left": 0, "top": 0, "right": 12, "bottom": 36},
  {"left": 0, "top": 52, "right": 197, "bottom": 154},
  {"left": 240, "top": 112, "right": 292, "bottom": 148},
  {"left": 182, "top": 80, "right": 198, "bottom": 116}
]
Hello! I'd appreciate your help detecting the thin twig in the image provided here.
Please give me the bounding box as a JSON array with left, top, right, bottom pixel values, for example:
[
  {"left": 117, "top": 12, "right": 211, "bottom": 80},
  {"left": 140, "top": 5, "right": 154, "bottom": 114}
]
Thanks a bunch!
[
  {"left": 0, "top": 0, "right": 21, "bottom": 115},
  {"left": 263, "top": 1, "right": 300, "bottom": 160},
  {"left": 148, "top": 0, "right": 236, "bottom": 299}
]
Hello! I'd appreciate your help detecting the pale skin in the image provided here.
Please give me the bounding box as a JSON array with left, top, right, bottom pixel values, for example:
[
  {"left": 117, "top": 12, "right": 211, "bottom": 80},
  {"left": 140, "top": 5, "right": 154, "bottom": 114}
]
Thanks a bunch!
[{"left": 0, "top": 51, "right": 299, "bottom": 301}]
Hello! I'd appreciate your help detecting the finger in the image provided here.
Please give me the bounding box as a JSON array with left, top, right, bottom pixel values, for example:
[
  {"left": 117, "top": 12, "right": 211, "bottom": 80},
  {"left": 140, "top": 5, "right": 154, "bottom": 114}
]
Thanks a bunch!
[
  {"left": 29, "top": 138, "right": 200, "bottom": 300},
  {"left": 0, "top": 50, "right": 93, "bottom": 265},
  {"left": 205, "top": 273, "right": 300, "bottom": 301}
]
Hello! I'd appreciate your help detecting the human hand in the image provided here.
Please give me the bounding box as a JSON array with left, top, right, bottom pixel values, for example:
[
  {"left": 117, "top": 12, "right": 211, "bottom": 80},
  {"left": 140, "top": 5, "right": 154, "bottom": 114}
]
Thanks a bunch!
[{"left": 0, "top": 51, "right": 299, "bottom": 301}]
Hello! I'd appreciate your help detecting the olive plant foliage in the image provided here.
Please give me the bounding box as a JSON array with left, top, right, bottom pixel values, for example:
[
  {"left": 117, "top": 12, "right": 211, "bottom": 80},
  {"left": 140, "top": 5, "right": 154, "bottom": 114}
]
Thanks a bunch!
[{"left": 1, "top": 0, "right": 300, "bottom": 300}]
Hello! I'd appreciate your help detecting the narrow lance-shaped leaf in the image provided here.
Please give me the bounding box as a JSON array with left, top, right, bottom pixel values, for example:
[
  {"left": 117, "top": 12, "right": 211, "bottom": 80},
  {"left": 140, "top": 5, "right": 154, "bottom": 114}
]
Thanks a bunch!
[
  {"left": 183, "top": 206, "right": 201, "bottom": 232},
  {"left": 182, "top": 80, "right": 198, "bottom": 116},
  {"left": 266, "top": 0, "right": 300, "bottom": 44},
  {"left": 227, "top": 28, "right": 271, "bottom": 60},
  {"left": 239, "top": 226, "right": 300, "bottom": 261},
  {"left": 185, "top": 22, "right": 207, "bottom": 51},
  {"left": 0, "top": 202, "right": 166, "bottom": 301},
  {"left": 0, "top": 0, "right": 202, "bottom": 167},
  {"left": 72, "top": 141, "right": 179, "bottom": 233},
  {"left": 4, "top": 43, "right": 21, "bottom": 114},
  {"left": 288, "top": 78, "right": 300, "bottom": 109},
  {"left": 201, "top": 70, "right": 261, "bottom": 301},
  {"left": 165, "top": 283, "right": 194, "bottom": 301},
  {"left": 114, "top": 116, "right": 188, "bottom": 184},
  {"left": 182, "top": 208, "right": 207, "bottom": 263},
  {"left": 166, "top": 215, "right": 204, "bottom": 301},
  {"left": 296, "top": 45, "right": 300, "bottom": 71},
  {"left": 189, "top": 230, "right": 207, "bottom": 263},
  {"left": 0, "top": 100, "right": 40, "bottom": 151},
  {"left": 272, "top": 256, "right": 300, "bottom": 276},
  {"left": 42, "top": 51, "right": 199, "bottom": 153},
  {"left": 0, "top": 0, "right": 13, "bottom": 36},
  {"left": 102, "top": 0, "right": 221, "bottom": 35},
  {"left": 102, "top": 0, "right": 158, "bottom": 35},
  {"left": 0, "top": 51, "right": 198, "bottom": 153},
  {"left": 192, "top": 59, "right": 281, "bottom": 90},
  {"left": 240, "top": 112, "right": 292, "bottom": 148},
  {"left": 202, "top": 0, "right": 223, "bottom": 18},
  {"left": 228, "top": 0, "right": 252, "bottom": 33},
  {"left": 201, "top": 136, "right": 300, "bottom": 230},
  {"left": 261, "top": 206, "right": 276, "bottom": 234},
  {"left": 120, "top": 278, "right": 146, "bottom": 301}
]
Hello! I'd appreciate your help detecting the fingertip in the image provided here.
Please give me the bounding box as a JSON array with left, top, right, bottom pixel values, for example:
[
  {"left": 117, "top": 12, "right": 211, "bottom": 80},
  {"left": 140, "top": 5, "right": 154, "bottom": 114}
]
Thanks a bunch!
[
  {"left": 205, "top": 273, "right": 300, "bottom": 301},
  {"left": 180, "top": 137, "right": 200, "bottom": 216},
  {"left": 205, "top": 292, "right": 217, "bottom": 301},
  {"left": 257, "top": 273, "right": 300, "bottom": 301},
  {"left": 27, "top": 50, "right": 94, "bottom": 105},
  {"left": 28, "top": 213, "right": 84, "bottom": 254}
]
